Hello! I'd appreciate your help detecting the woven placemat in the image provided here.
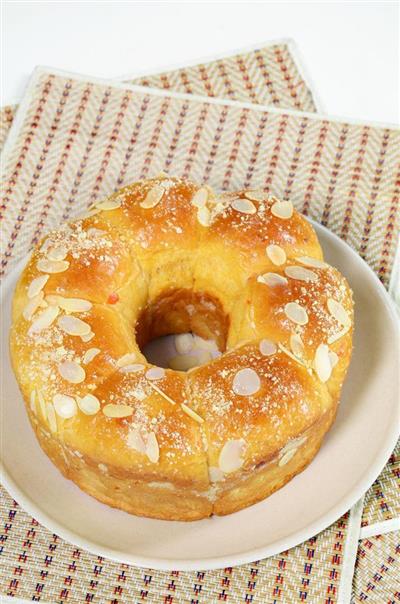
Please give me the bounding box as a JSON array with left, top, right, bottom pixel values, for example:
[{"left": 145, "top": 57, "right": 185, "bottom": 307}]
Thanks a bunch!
[
  {"left": 352, "top": 532, "right": 400, "bottom": 603},
  {"left": 0, "top": 43, "right": 399, "bottom": 603}
]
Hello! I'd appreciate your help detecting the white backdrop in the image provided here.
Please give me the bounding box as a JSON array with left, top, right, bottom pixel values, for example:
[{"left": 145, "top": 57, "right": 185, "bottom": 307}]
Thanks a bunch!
[{"left": 2, "top": 1, "right": 399, "bottom": 124}]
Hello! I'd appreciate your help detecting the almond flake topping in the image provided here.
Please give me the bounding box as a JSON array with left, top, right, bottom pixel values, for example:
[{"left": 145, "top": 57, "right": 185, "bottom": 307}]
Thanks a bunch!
[
  {"left": 37, "top": 259, "right": 70, "bottom": 273},
  {"left": 259, "top": 339, "right": 277, "bottom": 356},
  {"left": 103, "top": 404, "right": 133, "bottom": 418},
  {"left": 181, "top": 403, "right": 204, "bottom": 424},
  {"left": 77, "top": 394, "right": 100, "bottom": 415},
  {"left": 278, "top": 343, "right": 306, "bottom": 366},
  {"left": 231, "top": 198, "right": 257, "bottom": 214},
  {"left": 284, "top": 266, "right": 318, "bottom": 282},
  {"left": 95, "top": 198, "right": 122, "bottom": 211},
  {"left": 290, "top": 333, "right": 305, "bottom": 357},
  {"left": 284, "top": 302, "right": 308, "bottom": 325},
  {"left": 266, "top": 244, "right": 286, "bottom": 266},
  {"left": 58, "top": 361, "right": 86, "bottom": 384},
  {"left": 140, "top": 185, "right": 165, "bottom": 209},
  {"left": 23, "top": 291, "right": 44, "bottom": 320},
  {"left": 327, "top": 298, "right": 350, "bottom": 327},
  {"left": 146, "top": 432, "right": 160, "bottom": 463},
  {"left": 27, "top": 275, "right": 49, "bottom": 299},
  {"left": 328, "top": 326, "right": 349, "bottom": 344},
  {"left": 148, "top": 382, "right": 177, "bottom": 405},
  {"left": 191, "top": 187, "right": 209, "bottom": 208},
  {"left": 232, "top": 368, "right": 261, "bottom": 396},
  {"left": 296, "top": 256, "right": 328, "bottom": 269},
  {"left": 209, "top": 466, "right": 225, "bottom": 482},
  {"left": 219, "top": 439, "right": 245, "bottom": 473},
  {"left": 127, "top": 428, "right": 146, "bottom": 454},
  {"left": 314, "top": 344, "right": 332, "bottom": 383},
  {"left": 257, "top": 272, "right": 288, "bottom": 287},
  {"left": 278, "top": 448, "right": 297, "bottom": 467},
  {"left": 145, "top": 367, "right": 165, "bottom": 381},
  {"left": 82, "top": 348, "right": 101, "bottom": 364},
  {"left": 81, "top": 331, "right": 95, "bottom": 342},
  {"left": 57, "top": 297, "right": 92, "bottom": 312},
  {"left": 197, "top": 206, "right": 211, "bottom": 227},
  {"left": 57, "top": 315, "right": 91, "bottom": 336},
  {"left": 271, "top": 200, "right": 293, "bottom": 219},
  {"left": 116, "top": 353, "right": 137, "bottom": 368},
  {"left": 28, "top": 305, "right": 59, "bottom": 334},
  {"left": 53, "top": 394, "right": 77, "bottom": 419},
  {"left": 329, "top": 350, "right": 339, "bottom": 368},
  {"left": 46, "top": 404, "right": 58, "bottom": 433},
  {"left": 47, "top": 245, "right": 68, "bottom": 261},
  {"left": 120, "top": 363, "right": 145, "bottom": 374},
  {"left": 244, "top": 190, "right": 269, "bottom": 202},
  {"left": 37, "top": 390, "right": 47, "bottom": 420}
]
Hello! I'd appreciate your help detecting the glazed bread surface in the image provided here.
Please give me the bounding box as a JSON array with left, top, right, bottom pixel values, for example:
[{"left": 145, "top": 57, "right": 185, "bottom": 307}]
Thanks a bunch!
[{"left": 10, "top": 176, "right": 354, "bottom": 520}]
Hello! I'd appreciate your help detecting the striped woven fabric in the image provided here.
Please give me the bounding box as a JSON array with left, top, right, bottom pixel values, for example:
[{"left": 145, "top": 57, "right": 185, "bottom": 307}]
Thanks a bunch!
[
  {"left": 0, "top": 42, "right": 317, "bottom": 154},
  {"left": 352, "top": 532, "right": 400, "bottom": 603},
  {"left": 0, "top": 44, "right": 399, "bottom": 604},
  {"left": 362, "top": 439, "right": 400, "bottom": 527},
  {"left": 0, "top": 489, "right": 350, "bottom": 603}
]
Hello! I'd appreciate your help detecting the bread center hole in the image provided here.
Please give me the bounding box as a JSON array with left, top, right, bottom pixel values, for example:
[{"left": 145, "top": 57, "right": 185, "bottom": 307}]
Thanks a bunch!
[{"left": 136, "top": 289, "right": 229, "bottom": 371}]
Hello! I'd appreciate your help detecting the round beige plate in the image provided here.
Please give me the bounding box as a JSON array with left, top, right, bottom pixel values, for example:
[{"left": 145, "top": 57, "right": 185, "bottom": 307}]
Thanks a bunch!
[{"left": 1, "top": 222, "right": 399, "bottom": 570}]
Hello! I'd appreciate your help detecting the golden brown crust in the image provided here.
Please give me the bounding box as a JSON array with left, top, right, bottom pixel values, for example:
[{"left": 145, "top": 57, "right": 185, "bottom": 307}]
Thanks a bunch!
[{"left": 10, "top": 176, "right": 354, "bottom": 520}]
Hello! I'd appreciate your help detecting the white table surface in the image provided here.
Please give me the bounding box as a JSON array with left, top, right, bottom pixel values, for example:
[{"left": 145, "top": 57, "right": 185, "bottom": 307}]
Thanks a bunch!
[{"left": 2, "top": 1, "right": 399, "bottom": 125}]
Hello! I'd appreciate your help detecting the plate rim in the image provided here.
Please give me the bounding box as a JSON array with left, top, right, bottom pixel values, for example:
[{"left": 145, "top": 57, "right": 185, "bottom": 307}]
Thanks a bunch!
[{"left": 1, "top": 219, "right": 399, "bottom": 571}]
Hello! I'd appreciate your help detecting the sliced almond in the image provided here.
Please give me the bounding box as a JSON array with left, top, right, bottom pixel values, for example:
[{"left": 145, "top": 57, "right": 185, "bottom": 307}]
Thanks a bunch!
[
  {"left": 191, "top": 187, "right": 209, "bottom": 208},
  {"left": 278, "top": 448, "right": 297, "bottom": 467},
  {"left": 282, "top": 435, "right": 308, "bottom": 453},
  {"left": 278, "top": 343, "right": 306, "bottom": 366},
  {"left": 140, "top": 185, "right": 164, "bottom": 209},
  {"left": 296, "top": 256, "right": 328, "bottom": 269},
  {"left": 81, "top": 330, "right": 95, "bottom": 342},
  {"left": 146, "top": 432, "right": 160, "bottom": 463},
  {"left": 47, "top": 245, "right": 68, "bottom": 261},
  {"left": 87, "top": 227, "right": 106, "bottom": 237},
  {"left": 58, "top": 361, "right": 86, "bottom": 384},
  {"left": 120, "top": 363, "right": 145, "bottom": 374},
  {"left": 53, "top": 394, "right": 77, "bottom": 419},
  {"left": 127, "top": 428, "right": 147, "bottom": 454},
  {"left": 145, "top": 367, "right": 165, "bottom": 381},
  {"left": 77, "top": 394, "right": 100, "bottom": 415},
  {"left": 23, "top": 291, "right": 44, "bottom": 320},
  {"left": 175, "top": 333, "right": 194, "bottom": 354},
  {"left": 30, "top": 390, "right": 37, "bottom": 414},
  {"left": 169, "top": 354, "right": 199, "bottom": 371},
  {"left": 28, "top": 305, "right": 59, "bottom": 334},
  {"left": 148, "top": 382, "right": 176, "bottom": 405},
  {"left": 271, "top": 200, "right": 293, "bottom": 219},
  {"left": 37, "top": 390, "right": 47, "bottom": 421},
  {"left": 266, "top": 244, "right": 286, "bottom": 266},
  {"left": 328, "top": 350, "right": 339, "bottom": 368},
  {"left": 209, "top": 466, "right": 225, "bottom": 482},
  {"left": 27, "top": 275, "right": 49, "bottom": 299},
  {"left": 37, "top": 259, "right": 70, "bottom": 273},
  {"left": 46, "top": 404, "right": 58, "bottom": 433},
  {"left": 314, "top": 344, "right": 332, "bottom": 383},
  {"left": 327, "top": 298, "right": 351, "bottom": 327},
  {"left": 181, "top": 403, "right": 204, "bottom": 424},
  {"left": 284, "top": 302, "right": 308, "bottom": 325},
  {"left": 231, "top": 198, "right": 257, "bottom": 214},
  {"left": 197, "top": 206, "right": 211, "bottom": 227},
  {"left": 82, "top": 348, "right": 101, "bottom": 365},
  {"left": 57, "top": 315, "right": 91, "bottom": 336},
  {"left": 116, "top": 353, "right": 137, "bottom": 368},
  {"left": 103, "top": 403, "right": 133, "bottom": 418},
  {"left": 219, "top": 439, "right": 245, "bottom": 473},
  {"left": 290, "top": 333, "right": 305, "bottom": 358},
  {"left": 58, "top": 297, "right": 92, "bottom": 312},
  {"left": 244, "top": 190, "right": 269, "bottom": 202},
  {"left": 232, "top": 368, "right": 260, "bottom": 396},
  {"left": 284, "top": 266, "right": 318, "bottom": 282},
  {"left": 328, "top": 326, "right": 349, "bottom": 344},
  {"left": 257, "top": 272, "right": 288, "bottom": 287},
  {"left": 95, "top": 198, "right": 122, "bottom": 211},
  {"left": 259, "top": 339, "right": 277, "bottom": 356}
]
